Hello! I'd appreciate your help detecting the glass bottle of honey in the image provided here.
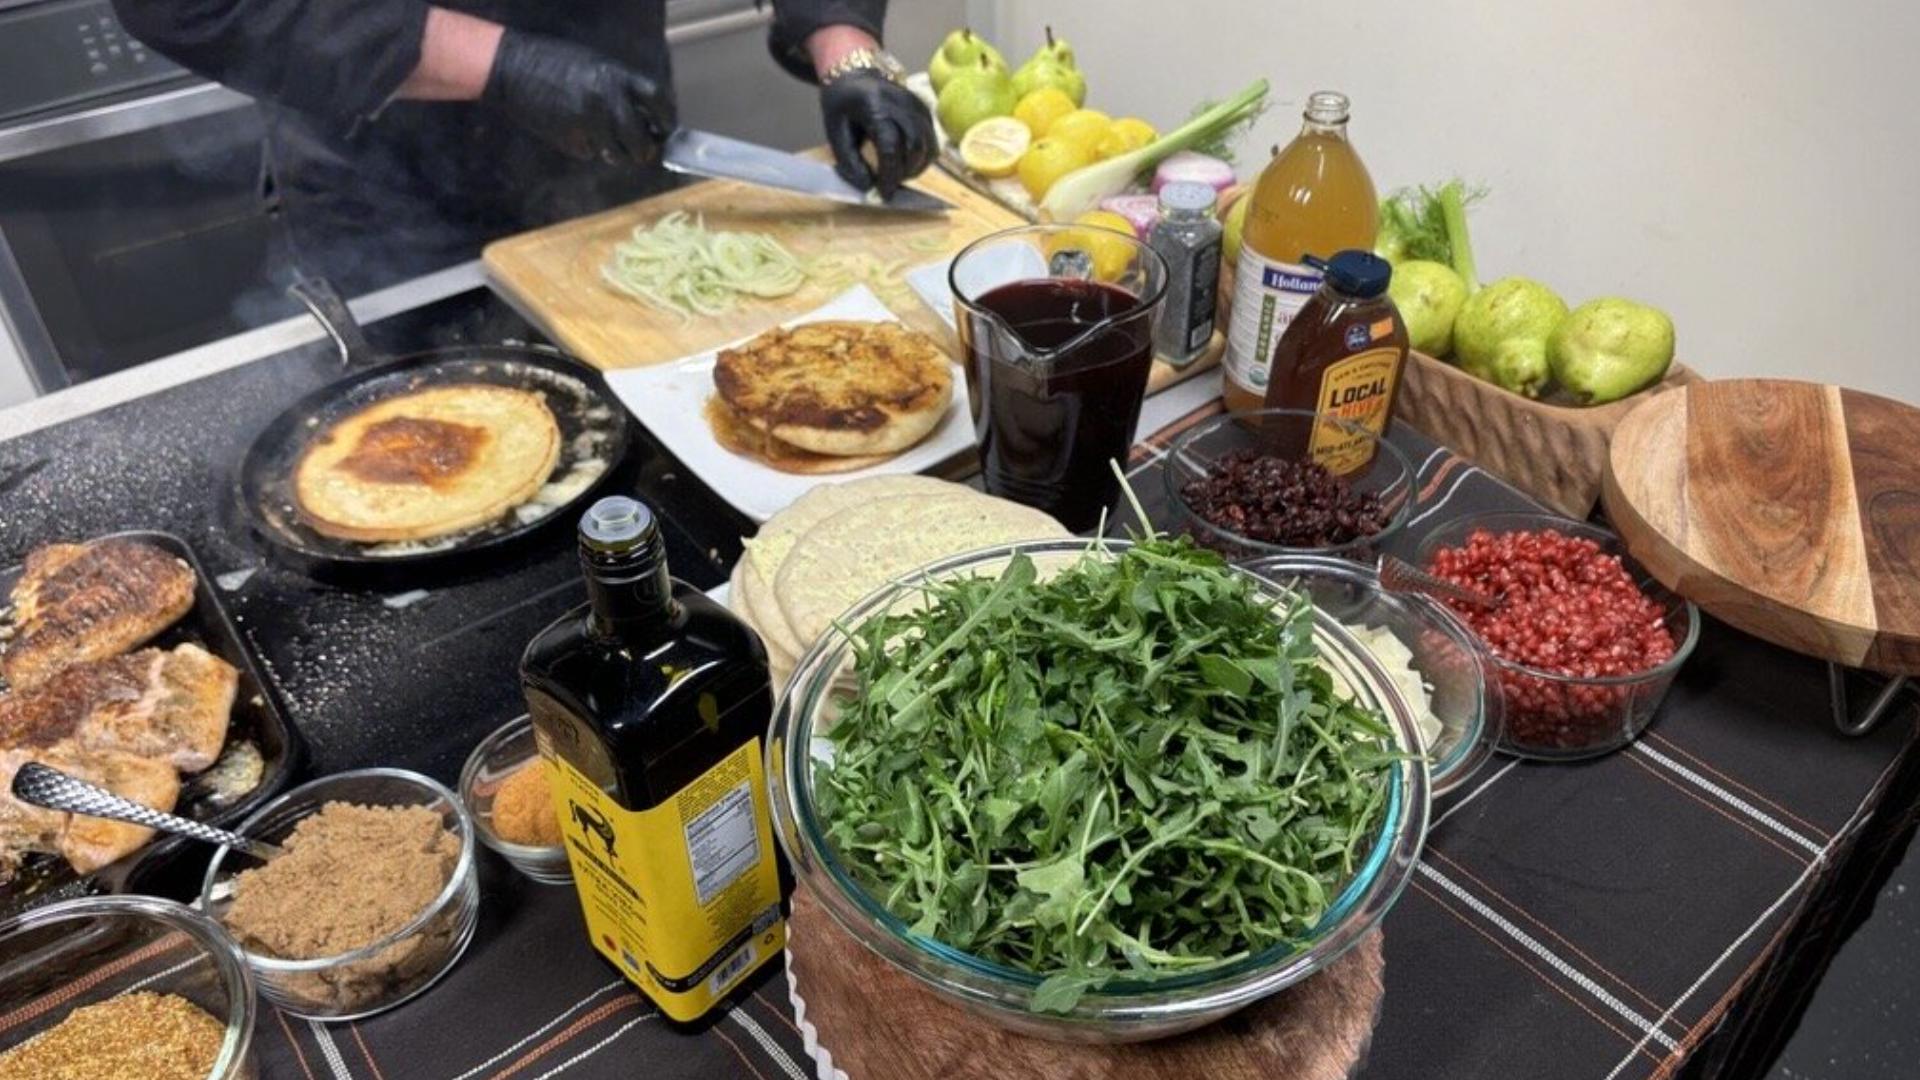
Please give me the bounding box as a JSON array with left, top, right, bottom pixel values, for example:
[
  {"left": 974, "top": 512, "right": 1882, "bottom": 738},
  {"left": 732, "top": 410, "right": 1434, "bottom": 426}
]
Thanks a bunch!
[
  {"left": 1262, "top": 249, "right": 1408, "bottom": 473},
  {"left": 521, "top": 496, "right": 784, "bottom": 1025},
  {"left": 1223, "top": 90, "right": 1379, "bottom": 412}
]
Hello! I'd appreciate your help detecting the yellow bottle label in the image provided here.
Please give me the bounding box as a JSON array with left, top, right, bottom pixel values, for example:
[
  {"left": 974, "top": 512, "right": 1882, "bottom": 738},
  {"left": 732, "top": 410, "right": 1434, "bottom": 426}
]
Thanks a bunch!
[
  {"left": 1309, "top": 347, "right": 1402, "bottom": 474},
  {"left": 539, "top": 737, "right": 786, "bottom": 1022}
]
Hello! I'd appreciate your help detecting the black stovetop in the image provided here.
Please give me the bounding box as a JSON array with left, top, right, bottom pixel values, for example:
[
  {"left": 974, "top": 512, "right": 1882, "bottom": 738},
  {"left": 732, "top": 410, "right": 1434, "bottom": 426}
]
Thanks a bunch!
[{"left": 0, "top": 288, "right": 753, "bottom": 787}]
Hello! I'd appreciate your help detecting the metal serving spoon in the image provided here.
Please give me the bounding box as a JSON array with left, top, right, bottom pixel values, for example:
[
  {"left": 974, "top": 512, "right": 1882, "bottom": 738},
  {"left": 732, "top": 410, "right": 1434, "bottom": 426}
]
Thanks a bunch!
[
  {"left": 11, "top": 762, "right": 284, "bottom": 862},
  {"left": 1377, "top": 554, "right": 1502, "bottom": 612}
]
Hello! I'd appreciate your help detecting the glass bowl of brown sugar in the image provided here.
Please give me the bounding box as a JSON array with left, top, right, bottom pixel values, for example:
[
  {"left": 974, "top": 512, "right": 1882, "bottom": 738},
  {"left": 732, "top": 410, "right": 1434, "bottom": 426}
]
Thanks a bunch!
[{"left": 197, "top": 768, "right": 479, "bottom": 1021}]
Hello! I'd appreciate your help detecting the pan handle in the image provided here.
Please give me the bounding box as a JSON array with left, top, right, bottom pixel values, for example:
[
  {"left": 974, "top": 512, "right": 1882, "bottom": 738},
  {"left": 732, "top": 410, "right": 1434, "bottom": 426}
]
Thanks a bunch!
[{"left": 288, "top": 277, "right": 380, "bottom": 369}]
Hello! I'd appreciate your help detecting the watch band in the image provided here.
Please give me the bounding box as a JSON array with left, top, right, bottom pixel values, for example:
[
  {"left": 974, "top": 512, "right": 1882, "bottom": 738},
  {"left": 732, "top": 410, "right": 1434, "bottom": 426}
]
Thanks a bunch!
[{"left": 821, "top": 47, "right": 906, "bottom": 86}]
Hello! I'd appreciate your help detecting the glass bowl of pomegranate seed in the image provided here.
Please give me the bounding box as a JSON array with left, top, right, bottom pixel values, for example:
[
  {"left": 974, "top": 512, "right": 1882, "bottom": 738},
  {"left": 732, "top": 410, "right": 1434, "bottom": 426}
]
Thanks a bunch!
[
  {"left": 1164, "top": 410, "right": 1415, "bottom": 563},
  {"left": 1414, "top": 512, "right": 1700, "bottom": 760}
]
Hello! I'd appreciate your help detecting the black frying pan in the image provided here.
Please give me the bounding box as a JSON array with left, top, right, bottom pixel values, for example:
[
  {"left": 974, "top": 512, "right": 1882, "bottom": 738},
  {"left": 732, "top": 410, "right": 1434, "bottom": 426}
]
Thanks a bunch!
[{"left": 235, "top": 279, "right": 631, "bottom": 582}]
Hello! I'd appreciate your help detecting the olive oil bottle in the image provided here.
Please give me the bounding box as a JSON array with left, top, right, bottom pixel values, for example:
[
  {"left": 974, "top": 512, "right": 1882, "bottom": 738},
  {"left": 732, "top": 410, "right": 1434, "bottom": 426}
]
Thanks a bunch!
[{"left": 521, "top": 496, "right": 784, "bottom": 1023}]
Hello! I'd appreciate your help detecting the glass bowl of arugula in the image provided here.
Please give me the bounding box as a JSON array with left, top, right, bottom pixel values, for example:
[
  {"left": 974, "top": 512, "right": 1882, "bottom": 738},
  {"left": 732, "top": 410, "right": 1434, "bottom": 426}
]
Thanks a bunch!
[{"left": 767, "top": 536, "right": 1431, "bottom": 1042}]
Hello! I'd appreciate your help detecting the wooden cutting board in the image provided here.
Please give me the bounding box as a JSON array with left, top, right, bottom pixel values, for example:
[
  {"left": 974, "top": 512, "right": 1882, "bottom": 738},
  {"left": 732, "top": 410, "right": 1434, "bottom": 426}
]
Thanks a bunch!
[
  {"left": 785, "top": 889, "right": 1382, "bottom": 1080},
  {"left": 482, "top": 153, "right": 1218, "bottom": 393},
  {"left": 1602, "top": 378, "right": 1920, "bottom": 674}
]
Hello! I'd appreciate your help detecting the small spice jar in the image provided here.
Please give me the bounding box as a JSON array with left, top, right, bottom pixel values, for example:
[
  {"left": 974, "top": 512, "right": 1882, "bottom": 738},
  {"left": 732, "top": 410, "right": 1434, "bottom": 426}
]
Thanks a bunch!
[{"left": 1148, "top": 181, "right": 1225, "bottom": 365}]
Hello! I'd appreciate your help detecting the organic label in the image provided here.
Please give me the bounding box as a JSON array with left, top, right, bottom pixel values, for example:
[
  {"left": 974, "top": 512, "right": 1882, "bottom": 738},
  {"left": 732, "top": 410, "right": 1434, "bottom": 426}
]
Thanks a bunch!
[
  {"left": 1309, "top": 348, "right": 1401, "bottom": 474},
  {"left": 1224, "top": 248, "right": 1320, "bottom": 392},
  {"left": 544, "top": 739, "right": 786, "bottom": 1022}
]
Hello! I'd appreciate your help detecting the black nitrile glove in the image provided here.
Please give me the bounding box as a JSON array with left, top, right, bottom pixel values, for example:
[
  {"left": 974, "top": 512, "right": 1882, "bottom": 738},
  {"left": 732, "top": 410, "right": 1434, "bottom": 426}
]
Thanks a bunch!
[
  {"left": 483, "top": 30, "right": 676, "bottom": 167},
  {"left": 820, "top": 71, "right": 935, "bottom": 199}
]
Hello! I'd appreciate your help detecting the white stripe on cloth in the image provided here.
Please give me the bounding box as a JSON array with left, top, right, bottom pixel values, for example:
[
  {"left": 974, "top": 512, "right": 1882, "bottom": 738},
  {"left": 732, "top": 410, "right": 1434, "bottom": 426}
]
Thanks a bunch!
[
  {"left": 122, "top": 956, "right": 201, "bottom": 996},
  {"left": 1417, "top": 863, "right": 1683, "bottom": 1052},
  {"left": 1414, "top": 444, "right": 1448, "bottom": 481},
  {"left": 729, "top": 1006, "right": 809, "bottom": 1080},
  {"left": 525, "top": 1014, "right": 656, "bottom": 1080},
  {"left": 1599, "top": 742, "right": 1909, "bottom": 1080},
  {"left": 1406, "top": 465, "right": 1484, "bottom": 528},
  {"left": 1599, "top": 854, "right": 1825, "bottom": 1080},
  {"left": 447, "top": 980, "right": 627, "bottom": 1080},
  {"left": 1630, "top": 743, "right": 1825, "bottom": 856},
  {"left": 1431, "top": 759, "right": 1518, "bottom": 830},
  {"left": 308, "top": 1020, "right": 355, "bottom": 1080}
]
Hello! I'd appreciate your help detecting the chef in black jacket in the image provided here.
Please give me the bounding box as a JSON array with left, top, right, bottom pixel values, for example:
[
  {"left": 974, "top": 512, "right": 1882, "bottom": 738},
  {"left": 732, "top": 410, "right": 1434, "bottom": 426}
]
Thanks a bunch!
[{"left": 115, "top": 1, "right": 935, "bottom": 293}]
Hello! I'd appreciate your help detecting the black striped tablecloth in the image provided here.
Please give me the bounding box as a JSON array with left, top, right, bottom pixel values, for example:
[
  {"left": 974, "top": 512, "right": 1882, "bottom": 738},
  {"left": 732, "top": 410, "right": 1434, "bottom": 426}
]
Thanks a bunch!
[{"left": 225, "top": 402, "right": 1913, "bottom": 1080}]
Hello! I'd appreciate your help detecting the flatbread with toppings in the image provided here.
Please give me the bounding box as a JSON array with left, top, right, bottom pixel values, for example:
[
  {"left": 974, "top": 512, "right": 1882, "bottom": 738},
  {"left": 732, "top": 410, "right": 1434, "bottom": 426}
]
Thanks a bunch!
[{"left": 712, "top": 321, "right": 953, "bottom": 460}]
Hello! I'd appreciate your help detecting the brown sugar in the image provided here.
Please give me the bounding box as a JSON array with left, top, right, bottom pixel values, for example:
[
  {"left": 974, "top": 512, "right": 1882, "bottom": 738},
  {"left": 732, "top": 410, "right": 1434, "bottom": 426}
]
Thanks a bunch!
[
  {"left": 493, "top": 760, "right": 561, "bottom": 847},
  {"left": 0, "top": 992, "right": 225, "bottom": 1080},
  {"left": 223, "top": 801, "right": 458, "bottom": 960}
]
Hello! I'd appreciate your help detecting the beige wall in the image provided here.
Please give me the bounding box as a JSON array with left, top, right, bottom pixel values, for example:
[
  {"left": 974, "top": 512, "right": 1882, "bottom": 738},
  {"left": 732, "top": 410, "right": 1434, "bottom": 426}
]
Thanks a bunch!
[{"left": 978, "top": 0, "right": 1920, "bottom": 404}]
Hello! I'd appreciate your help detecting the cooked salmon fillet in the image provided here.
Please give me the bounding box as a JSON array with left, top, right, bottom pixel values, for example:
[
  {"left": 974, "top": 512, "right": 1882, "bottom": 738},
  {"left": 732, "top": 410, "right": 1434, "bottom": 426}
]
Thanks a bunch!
[
  {"left": 48, "top": 745, "right": 181, "bottom": 873},
  {"left": 0, "top": 643, "right": 236, "bottom": 879},
  {"left": 0, "top": 645, "right": 236, "bottom": 773},
  {"left": 3, "top": 539, "right": 195, "bottom": 690}
]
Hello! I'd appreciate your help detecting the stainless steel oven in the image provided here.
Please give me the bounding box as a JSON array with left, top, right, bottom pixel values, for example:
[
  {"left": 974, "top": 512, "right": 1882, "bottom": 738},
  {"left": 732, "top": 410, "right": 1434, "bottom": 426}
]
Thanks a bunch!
[
  {"left": 0, "top": 0, "right": 965, "bottom": 407},
  {"left": 0, "top": 0, "right": 289, "bottom": 400}
]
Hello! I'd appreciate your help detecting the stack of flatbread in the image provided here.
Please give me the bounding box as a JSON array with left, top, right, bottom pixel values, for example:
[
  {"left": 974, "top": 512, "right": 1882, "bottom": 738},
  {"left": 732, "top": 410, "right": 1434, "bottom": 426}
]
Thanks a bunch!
[{"left": 727, "top": 476, "right": 1071, "bottom": 687}]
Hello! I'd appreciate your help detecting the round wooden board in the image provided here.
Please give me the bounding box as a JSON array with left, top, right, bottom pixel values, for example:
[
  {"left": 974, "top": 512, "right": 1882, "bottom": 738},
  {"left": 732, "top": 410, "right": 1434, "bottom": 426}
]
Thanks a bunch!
[
  {"left": 784, "top": 889, "right": 1383, "bottom": 1080},
  {"left": 1602, "top": 378, "right": 1920, "bottom": 674}
]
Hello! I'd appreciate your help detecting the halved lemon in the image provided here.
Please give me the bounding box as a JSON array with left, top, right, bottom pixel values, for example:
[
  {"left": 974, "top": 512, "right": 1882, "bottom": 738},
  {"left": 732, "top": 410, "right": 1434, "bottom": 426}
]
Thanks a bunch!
[{"left": 959, "top": 116, "right": 1033, "bottom": 178}]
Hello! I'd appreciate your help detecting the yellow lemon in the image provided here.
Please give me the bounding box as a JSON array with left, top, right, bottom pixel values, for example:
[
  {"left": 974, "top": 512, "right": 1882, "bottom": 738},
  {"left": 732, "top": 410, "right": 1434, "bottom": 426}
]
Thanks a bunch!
[
  {"left": 1012, "top": 87, "right": 1076, "bottom": 139},
  {"left": 1017, "top": 136, "right": 1093, "bottom": 201},
  {"left": 1095, "top": 116, "right": 1158, "bottom": 160},
  {"left": 1045, "top": 210, "right": 1137, "bottom": 281},
  {"left": 959, "top": 116, "right": 1032, "bottom": 178},
  {"left": 1046, "top": 109, "right": 1112, "bottom": 154}
]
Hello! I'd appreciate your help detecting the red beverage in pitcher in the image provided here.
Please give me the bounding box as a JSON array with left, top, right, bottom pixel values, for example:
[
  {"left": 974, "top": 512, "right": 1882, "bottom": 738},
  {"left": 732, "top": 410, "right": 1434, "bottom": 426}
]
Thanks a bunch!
[{"left": 957, "top": 279, "right": 1155, "bottom": 532}]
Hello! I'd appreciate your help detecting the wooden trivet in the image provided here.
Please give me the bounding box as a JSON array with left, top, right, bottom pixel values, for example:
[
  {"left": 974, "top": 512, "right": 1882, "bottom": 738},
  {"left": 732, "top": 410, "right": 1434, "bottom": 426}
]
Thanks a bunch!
[
  {"left": 784, "top": 889, "right": 1383, "bottom": 1080},
  {"left": 1603, "top": 378, "right": 1920, "bottom": 674}
]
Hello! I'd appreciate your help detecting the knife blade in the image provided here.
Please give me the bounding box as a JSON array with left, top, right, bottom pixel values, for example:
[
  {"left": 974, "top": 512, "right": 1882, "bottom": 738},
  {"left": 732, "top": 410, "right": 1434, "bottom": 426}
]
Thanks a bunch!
[{"left": 661, "top": 128, "right": 952, "bottom": 214}]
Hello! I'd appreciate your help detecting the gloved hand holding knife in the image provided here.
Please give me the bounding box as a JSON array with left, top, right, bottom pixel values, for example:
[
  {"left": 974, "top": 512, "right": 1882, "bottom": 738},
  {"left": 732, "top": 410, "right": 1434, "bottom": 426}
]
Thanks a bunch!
[{"left": 478, "top": 15, "right": 933, "bottom": 200}]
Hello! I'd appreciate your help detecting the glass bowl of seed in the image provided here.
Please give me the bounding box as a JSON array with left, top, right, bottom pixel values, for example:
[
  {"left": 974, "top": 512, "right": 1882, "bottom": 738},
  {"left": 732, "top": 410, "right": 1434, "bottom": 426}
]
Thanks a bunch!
[{"left": 0, "top": 894, "right": 258, "bottom": 1079}]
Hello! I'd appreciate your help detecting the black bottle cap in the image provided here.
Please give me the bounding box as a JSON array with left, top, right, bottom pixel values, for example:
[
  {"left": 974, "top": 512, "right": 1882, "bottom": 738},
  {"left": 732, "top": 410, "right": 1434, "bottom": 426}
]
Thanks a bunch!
[{"left": 1307, "top": 250, "right": 1392, "bottom": 299}]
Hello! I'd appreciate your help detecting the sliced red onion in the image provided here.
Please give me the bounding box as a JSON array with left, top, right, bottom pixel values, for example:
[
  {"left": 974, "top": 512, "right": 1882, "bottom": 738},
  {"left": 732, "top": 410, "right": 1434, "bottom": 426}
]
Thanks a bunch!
[
  {"left": 1098, "top": 194, "right": 1162, "bottom": 238},
  {"left": 1151, "top": 152, "right": 1235, "bottom": 195}
]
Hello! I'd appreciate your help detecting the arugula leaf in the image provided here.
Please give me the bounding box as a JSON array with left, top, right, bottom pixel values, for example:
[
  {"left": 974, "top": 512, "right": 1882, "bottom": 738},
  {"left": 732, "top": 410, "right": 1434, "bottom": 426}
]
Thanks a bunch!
[{"left": 816, "top": 537, "right": 1393, "bottom": 1014}]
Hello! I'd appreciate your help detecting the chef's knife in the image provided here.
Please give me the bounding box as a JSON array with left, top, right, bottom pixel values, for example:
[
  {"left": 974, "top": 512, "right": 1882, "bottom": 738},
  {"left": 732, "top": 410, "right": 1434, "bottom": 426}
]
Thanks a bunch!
[{"left": 661, "top": 128, "right": 952, "bottom": 214}]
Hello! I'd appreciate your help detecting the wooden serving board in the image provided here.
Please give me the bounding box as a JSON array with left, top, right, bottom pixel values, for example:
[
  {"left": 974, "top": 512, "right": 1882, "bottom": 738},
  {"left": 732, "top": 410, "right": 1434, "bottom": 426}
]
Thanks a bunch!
[
  {"left": 1603, "top": 378, "right": 1920, "bottom": 674},
  {"left": 483, "top": 153, "right": 1217, "bottom": 393},
  {"left": 785, "top": 889, "right": 1382, "bottom": 1080}
]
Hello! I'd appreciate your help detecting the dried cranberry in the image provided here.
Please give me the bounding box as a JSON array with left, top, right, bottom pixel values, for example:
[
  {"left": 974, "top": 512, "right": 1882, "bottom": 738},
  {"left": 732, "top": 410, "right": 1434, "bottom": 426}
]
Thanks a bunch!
[{"left": 1181, "top": 451, "right": 1391, "bottom": 549}]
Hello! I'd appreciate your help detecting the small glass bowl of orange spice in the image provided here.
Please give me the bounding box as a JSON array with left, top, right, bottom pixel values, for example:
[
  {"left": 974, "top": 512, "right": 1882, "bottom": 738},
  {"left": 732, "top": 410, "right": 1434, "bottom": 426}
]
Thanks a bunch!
[{"left": 459, "top": 715, "right": 571, "bottom": 884}]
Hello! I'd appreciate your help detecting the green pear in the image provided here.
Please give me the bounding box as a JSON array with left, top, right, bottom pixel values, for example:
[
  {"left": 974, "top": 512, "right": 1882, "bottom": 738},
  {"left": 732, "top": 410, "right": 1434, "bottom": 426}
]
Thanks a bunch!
[
  {"left": 1387, "top": 260, "right": 1469, "bottom": 356},
  {"left": 1037, "top": 25, "right": 1075, "bottom": 67},
  {"left": 928, "top": 28, "right": 1004, "bottom": 94},
  {"left": 1011, "top": 26, "right": 1086, "bottom": 106},
  {"left": 1548, "top": 298, "right": 1676, "bottom": 404},
  {"left": 936, "top": 55, "right": 1016, "bottom": 139},
  {"left": 1452, "top": 277, "right": 1568, "bottom": 397}
]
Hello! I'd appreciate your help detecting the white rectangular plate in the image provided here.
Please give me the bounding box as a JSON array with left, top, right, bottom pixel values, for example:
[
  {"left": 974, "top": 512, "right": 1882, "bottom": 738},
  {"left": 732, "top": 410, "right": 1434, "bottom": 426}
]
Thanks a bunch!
[{"left": 604, "top": 286, "right": 974, "bottom": 523}]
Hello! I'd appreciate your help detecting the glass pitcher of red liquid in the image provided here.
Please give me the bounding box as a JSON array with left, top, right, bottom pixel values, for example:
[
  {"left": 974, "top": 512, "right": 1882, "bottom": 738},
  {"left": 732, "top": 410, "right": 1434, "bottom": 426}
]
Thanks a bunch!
[{"left": 949, "top": 224, "right": 1168, "bottom": 533}]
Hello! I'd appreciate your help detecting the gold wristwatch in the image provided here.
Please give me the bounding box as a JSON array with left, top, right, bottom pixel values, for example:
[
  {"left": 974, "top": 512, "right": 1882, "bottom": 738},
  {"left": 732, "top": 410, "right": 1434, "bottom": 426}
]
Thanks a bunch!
[{"left": 821, "top": 47, "right": 907, "bottom": 86}]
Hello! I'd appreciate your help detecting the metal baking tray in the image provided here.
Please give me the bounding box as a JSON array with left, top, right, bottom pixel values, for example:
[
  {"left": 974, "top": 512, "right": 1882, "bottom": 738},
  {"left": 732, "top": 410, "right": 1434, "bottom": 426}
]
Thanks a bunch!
[{"left": 0, "top": 530, "right": 304, "bottom": 916}]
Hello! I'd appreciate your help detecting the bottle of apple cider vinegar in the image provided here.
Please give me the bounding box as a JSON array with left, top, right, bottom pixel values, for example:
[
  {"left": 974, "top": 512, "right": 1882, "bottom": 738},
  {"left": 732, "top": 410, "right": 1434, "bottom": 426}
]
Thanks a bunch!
[{"left": 1222, "top": 91, "right": 1379, "bottom": 412}]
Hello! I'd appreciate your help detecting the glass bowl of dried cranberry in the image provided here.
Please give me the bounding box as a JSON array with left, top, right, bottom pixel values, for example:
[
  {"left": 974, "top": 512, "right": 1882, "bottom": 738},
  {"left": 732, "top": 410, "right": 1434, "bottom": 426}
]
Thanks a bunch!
[
  {"left": 1166, "top": 410, "right": 1414, "bottom": 562},
  {"left": 1415, "top": 513, "right": 1700, "bottom": 760}
]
